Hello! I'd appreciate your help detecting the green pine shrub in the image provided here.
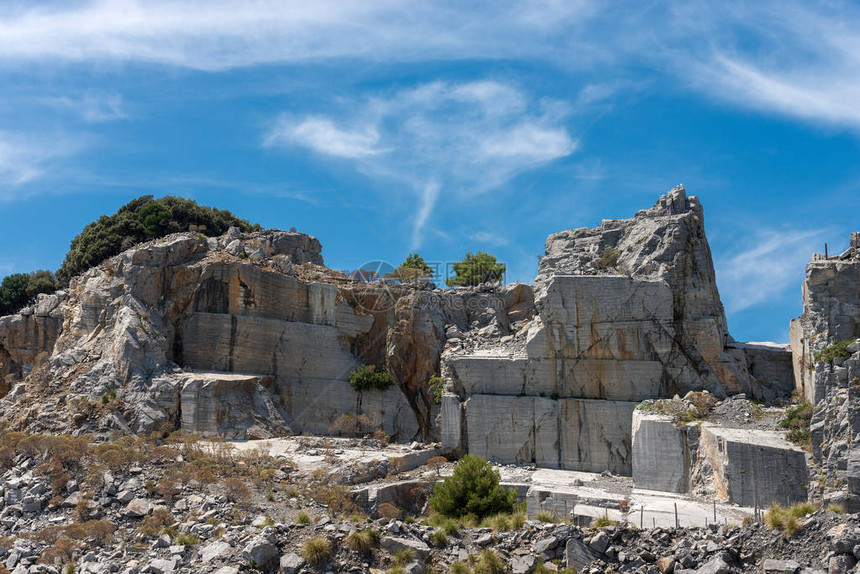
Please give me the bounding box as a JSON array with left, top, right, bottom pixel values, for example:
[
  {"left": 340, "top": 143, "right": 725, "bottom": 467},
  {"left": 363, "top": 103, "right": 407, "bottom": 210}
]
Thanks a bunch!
[{"left": 429, "top": 454, "right": 517, "bottom": 520}]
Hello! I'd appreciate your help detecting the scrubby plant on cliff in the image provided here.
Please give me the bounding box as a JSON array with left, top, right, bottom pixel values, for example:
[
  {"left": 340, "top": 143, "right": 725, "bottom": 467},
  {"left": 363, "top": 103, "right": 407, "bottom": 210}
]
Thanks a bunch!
[
  {"left": 429, "top": 454, "right": 517, "bottom": 520},
  {"left": 814, "top": 340, "right": 856, "bottom": 363},
  {"left": 57, "top": 195, "right": 260, "bottom": 283},
  {"left": 446, "top": 252, "right": 505, "bottom": 287},
  {"left": 595, "top": 246, "right": 622, "bottom": 270},
  {"left": 428, "top": 375, "right": 446, "bottom": 404},
  {"left": 348, "top": 365, "right": 395, "bottom": 392},
  {"left": 780, "top": 401, "right": 813, "bottom": 449}
]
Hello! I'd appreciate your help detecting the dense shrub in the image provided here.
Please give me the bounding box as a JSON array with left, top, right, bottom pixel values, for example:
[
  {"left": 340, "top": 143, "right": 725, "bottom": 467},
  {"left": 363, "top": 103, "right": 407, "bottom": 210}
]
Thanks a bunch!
[
  {"left": 348, "top": 365, "right": 395, "bottom": 392},
  {"left": 345, "top": 529, "right": 380, "bottom": 553},
  {"left": 447, "top": 252, "right": 505, "bottom": 287},
  {"left": 224, "top": 477, "right": 252, "bottom": 505},
  {"left": 429, "top": 455, "right": 517, "bottom": 520},
  {"left": 0, "top": 271, "right": 58, "bottom": 316},
  {"left": 428, "top": 375, "right": 445, "bottom": 404},
  {"left": 764, "top": 503, "right": 810, "bottom": 534},
  {"left": 58, "top": 195, "right": 260, "bottom": 283}
]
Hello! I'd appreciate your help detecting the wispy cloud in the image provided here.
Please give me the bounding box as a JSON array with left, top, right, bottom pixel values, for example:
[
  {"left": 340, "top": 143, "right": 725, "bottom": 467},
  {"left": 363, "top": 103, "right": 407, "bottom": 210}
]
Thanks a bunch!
[
  {"left": 0, "top": 1, "right": 598, "bottom": 71},
  {"left": 0, "top": 132, "right": 84, "bottom": 193},
  {"left": 266, "top": 80, "right": 577, "bottom": 248},
  {"left": 470, "top": 231, "right": 511, "bottom": 247},
  {"left": 1, "top": 1, "right": 858, "bottom": 137},
  {"left": 717, "top": 227, "right": 829, "bottom": 313},
  {"left": 659, "top": 0, "right": 860, "bottom": 131},
  {"left": 269, "top": 117, "right": 383, "bottom": 159},
  {"left": 45, "top": 93, "right": 128, "bottom": 123}
]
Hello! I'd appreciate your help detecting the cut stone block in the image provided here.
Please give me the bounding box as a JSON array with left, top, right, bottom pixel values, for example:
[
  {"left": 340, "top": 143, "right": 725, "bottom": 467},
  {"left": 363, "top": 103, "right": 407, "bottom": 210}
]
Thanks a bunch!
[
  {"left": 697, "top": 425, "right": 808, "bottom": 507},
  {"left": 632, "top": 410, "right": 689, "bottom": 493}
]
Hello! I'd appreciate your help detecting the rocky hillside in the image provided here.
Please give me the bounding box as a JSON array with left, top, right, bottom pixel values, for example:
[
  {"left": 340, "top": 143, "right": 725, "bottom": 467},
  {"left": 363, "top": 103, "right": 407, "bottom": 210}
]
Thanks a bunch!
[
  {"left": 0, "top": 227, "right": 532, "bottom": 443},
  {"left": 0, "top": 429, "right": 854, "bottom": 574}
]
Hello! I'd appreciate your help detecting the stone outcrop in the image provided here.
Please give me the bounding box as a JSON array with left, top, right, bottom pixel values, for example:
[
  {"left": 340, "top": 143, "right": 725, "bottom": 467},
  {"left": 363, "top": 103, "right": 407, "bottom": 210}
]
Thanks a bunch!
[
  {"left": 0, "top": 188, "right": 801, "bottom": 479},
  {"left": 0, "top": 292, "right": 64, "bottom": 395},
  {"left": 0, "top": 229, "right": 432, "bottom": 440},
  {"left": 464, "top": 394, "right": 635, "bottom": 474},
  {"left": 790, "top": 235, "right": 860, "bottom": 405},
  {"left": 443, "top": 187, "right": 790, "bottom": 475},
  {"left": 789, "top": 233, "right": 860, "bottom": 507}
]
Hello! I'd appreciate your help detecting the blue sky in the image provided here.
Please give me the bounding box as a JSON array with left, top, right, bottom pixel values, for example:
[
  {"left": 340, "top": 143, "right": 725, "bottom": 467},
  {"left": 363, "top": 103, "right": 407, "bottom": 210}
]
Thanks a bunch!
[{"left": 0, "top": 1, "right": 858, "bottom": 343}]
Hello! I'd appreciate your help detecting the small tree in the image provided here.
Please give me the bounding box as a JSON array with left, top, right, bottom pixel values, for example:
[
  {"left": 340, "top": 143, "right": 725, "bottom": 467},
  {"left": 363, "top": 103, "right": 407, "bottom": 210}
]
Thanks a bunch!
[
  {"left": 0, "top": 273, "right": 30, "bottom": 316},
  {"left": 26, "top": 270, "right": 58, "bottom": 298},
  {"left": 447, "top": 252, "right": 505, "bottom": 287},
  {"left": 429, "top": 455, "right": 517, "bottom": 519},
  {"left": 400, "top": 253, "right": 433, "bottom": 277}
]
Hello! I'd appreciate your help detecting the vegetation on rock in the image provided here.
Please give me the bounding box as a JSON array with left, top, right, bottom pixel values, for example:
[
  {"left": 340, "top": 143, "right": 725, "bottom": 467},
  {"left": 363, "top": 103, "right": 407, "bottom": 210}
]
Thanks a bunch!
[
  {"left": 394, "top": 253, "right": 434, "bottom": 281},
  {"left": 595, "top": 246, "right": 622, "bottom": 270},
  {"left": 446, "top": 252, "right": 505, "bottom": 287},
  {"left": 429, "top": 454, "right": 517, "bottom": 520},
  {"left": 780, "top": 401, "right": 813, "bottom": 449},
  {"left": 58, "top": 195, "right": 260, "bottom": 283},
  {"left": 0, "top": 196, "right": 260, "bottom": 317},
  {"left": 348, "top": 365, "right": 395, "bottom": 392},
  {"left": 0, "top": 270, "right": 58, "bottom": 316},
  {"left": 814, "top": 339, "right": 855, "bottom": 363},
  {"left": 764, "top": 502, "right": 815, "bottom": 534}
]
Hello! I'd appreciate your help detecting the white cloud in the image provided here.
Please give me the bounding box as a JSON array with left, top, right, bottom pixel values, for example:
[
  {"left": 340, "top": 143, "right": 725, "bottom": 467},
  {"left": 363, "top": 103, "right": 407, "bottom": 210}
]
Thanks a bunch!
[
  {"left": 658, "top": 0, "right": 860, "bottom": 131},
  {"left": 717, "top": 227, "right": 828, "bottom": 313},
  {"left": 0, "top": 0, "right": 598, "bottom": 71},
  {"left": 411, "top": 181, "right": 440, "bottom": 250},
  {"left": 39, "top": 92, "right": 128, "bottom": 123},
  {"left": 1, "top": 1, "right": 858, "bottom": 136},
  {"left": 479, "top": 123, "right": 574, "bottom": 161},
  {"left": 273, "top": 117, "right": 384, "bottom": 159},
  {"left": 0, "top": 132, "right": 84, "bottom": 192},
  {"left": 266, "top": 81, "right": 576, "bottom": 248}
]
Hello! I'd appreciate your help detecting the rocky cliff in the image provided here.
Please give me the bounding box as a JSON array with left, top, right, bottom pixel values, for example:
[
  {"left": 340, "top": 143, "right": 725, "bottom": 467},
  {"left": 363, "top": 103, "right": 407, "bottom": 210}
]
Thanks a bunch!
[
  {"left": 0, "top": 188, "right": 798, "bottom": 471},
  {"left": 0, "top": 227, "right": 535, "bottom": 443},
  {"left": 790, "top": 232, "right": 860, "bottom": 509},
  {"left": 442, "top": 187, "right": 795, "bottom": 475}
]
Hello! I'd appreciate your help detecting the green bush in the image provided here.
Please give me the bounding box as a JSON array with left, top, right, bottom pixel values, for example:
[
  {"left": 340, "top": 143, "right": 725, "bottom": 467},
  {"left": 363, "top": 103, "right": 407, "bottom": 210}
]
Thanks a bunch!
[
  {"left": 345, "top": 529, "right": 380, "bottom": 553},
  {"left": 446, "top": 252, "right": 505, "bottom": 287},
  {"left": 814, "top": 340, "right": 856, "bottom": 363},
  {"left": 58, "top": 195, "right": 260, "bottom": 283},
  {"left": 429, "top": 455, "right": 517, "bottom": 520},
  {"left": 0, "top": 270, "right": 60, "bottom": 316},
  {"left": 0, "top": 273, "right": 30, "bottom": 316},
  {"left": 348, "top": 365, "right": 395, "bottom": 392}
]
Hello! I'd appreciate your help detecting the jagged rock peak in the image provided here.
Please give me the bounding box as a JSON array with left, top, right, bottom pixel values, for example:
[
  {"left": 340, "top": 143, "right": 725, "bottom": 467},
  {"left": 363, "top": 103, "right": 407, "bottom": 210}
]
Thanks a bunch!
[
  {"left": 537, "top": 185, "right": 713, "bottom": 283},
  {"left": 635, "top": 184, "right": 700, "bottom": 218}
]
